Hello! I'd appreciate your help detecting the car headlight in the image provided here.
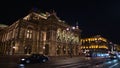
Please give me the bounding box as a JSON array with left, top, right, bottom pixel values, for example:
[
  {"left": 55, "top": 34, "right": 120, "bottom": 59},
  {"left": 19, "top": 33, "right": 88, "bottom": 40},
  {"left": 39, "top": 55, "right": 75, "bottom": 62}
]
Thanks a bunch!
[
  {"left": 114, "top": 56, "right": 116, "bottom": 58},
  {"left": 19, "top": 64, "right": 25, "bottom": 67},
  {"left": 21, "top": 58, "right": 25, "bottom": 61},
  {"left": 118, "top": 55, "right": 120, "bottom": 58}
]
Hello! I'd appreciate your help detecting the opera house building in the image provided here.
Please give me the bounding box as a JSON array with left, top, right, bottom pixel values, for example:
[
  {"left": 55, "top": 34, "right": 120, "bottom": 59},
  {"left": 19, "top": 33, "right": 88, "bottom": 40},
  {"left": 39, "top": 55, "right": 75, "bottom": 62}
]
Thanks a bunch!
[{"left": 0, "top": 10, "right": 81, "bottom": 56}]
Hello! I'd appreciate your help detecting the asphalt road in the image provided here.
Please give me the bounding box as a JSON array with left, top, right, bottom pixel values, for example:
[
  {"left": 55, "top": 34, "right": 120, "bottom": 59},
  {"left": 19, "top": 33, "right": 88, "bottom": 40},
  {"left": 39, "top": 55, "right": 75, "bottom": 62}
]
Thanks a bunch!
[
  {"left": 92, "top": 59, "right": 120, "bottom": 68},
  {"left": 1, "top": 55, "right": 120, "bottom": 68}
]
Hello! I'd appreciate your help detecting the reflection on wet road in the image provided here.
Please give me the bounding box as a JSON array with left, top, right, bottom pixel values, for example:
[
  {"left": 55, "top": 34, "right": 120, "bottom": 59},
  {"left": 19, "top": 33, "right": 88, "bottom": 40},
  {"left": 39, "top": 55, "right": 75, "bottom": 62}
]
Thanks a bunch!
[{"left": 92, "top": 59, "right": 120, "bottom": 68}]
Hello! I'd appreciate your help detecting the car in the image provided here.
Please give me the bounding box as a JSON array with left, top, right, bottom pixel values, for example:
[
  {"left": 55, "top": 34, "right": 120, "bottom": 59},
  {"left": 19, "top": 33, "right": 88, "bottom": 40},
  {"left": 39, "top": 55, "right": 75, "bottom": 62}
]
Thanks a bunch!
[
  {"left": 85, "top": 53, "right": 91, "bottom": 57},
  {"left": 108, "top": 53, "right": 117, "bottom": 59},
  {"left": 19, "top": 54, "right": 49, "bottom": 64},
  {"left": 84, "top": 51, "right": 92, "bottom": 57}
]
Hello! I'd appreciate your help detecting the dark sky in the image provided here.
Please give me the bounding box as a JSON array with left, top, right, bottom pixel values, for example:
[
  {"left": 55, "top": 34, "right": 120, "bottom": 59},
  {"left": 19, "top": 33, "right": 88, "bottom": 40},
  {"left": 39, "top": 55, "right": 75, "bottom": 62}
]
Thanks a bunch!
[{"left": 0, "top": 0, "right": 120, "bottom": 44}]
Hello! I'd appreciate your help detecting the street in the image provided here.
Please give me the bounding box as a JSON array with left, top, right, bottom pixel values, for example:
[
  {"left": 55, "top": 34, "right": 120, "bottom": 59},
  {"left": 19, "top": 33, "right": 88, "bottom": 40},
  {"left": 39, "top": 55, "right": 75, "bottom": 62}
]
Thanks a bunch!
[
  {"left": 92, "top": 59, "right": 120, "bottom": 68},
  {"left": 0, "top": 55, "right": 120, "bottom": 68}
]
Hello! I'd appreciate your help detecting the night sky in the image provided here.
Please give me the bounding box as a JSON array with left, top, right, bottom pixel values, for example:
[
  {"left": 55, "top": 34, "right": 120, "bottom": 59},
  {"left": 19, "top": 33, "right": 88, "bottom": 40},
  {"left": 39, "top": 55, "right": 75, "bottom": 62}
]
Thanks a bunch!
[{"left": 0, "top": 0, "right": 120, "bottom": 44}]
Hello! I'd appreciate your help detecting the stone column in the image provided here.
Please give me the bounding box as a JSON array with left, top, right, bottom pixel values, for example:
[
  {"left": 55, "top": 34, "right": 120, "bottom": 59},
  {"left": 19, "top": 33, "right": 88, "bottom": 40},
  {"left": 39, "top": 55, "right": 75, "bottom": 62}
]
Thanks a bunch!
[
  {"left": 66, "top": 44, "right": 69, "bottom": 56},
  {"left": 49, "top": 42, "right": 56, "bottom": 56},
  {"left": 60, "top": 45, "right": 63, "bottom": 56},
  {"left": 32, "top": 30, "right": 37, "bottom": 54},
  {"left": 49, "top": 30, "right": 56, "bottom": 56}
]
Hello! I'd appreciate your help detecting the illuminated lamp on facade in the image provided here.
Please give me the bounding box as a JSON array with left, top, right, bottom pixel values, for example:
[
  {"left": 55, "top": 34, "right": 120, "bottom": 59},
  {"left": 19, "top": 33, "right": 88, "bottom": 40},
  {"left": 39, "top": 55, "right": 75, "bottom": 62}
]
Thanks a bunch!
[
  {"left": 96, "top": 45, "right": 98, "bottom": 48},
  {"left": 98, "top": 38, "right": 102, "bottom": 40},
  {"left": 12, "top": 46, "right": 18, "bottom": 53},
  {"left": 72, "top": 26, "right": 75, "bottom": 29},
  {"left": 86, "top": 46, "right": 88, "bottom": 49},
  {"left": 95, "top": 38, "right": 97, "bottom": 41},
  {"left": 66, "top": 28, "right": 69, "bottom": 31},
  {"left": 83, "top": 46, "right": 85, "bottom": 49},
  {"left": 98, "top": 45, "right": 107, "bottom": 49},
  {"left": 92, "top": 46, "right": 94, "bottom": 48},
  {"left": 88, "top": 39, "right": 90, "bottom": 42},
  {"left": 43, "top": 46, "right": 45, "bottom": 49},
  {"left": 13, "top": 46, "right": 16, "bottom": 49}
]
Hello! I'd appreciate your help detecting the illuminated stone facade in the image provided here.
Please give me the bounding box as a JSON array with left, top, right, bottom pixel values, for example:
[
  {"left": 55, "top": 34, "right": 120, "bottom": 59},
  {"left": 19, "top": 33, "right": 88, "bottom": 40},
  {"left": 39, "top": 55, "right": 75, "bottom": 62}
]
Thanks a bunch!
[
  {"left": 0, "top": 11, "right": 81, "bottom": 56},
  {"left": 80, "top": 35, "right": 109, "bottom": 53}
]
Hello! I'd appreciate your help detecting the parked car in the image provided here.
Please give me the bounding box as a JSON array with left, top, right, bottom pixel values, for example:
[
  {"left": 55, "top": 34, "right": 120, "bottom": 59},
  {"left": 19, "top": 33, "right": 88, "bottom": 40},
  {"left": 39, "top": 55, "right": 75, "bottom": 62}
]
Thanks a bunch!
[{"left": 19, "top": 54, "right": 49, "bottom": 64}]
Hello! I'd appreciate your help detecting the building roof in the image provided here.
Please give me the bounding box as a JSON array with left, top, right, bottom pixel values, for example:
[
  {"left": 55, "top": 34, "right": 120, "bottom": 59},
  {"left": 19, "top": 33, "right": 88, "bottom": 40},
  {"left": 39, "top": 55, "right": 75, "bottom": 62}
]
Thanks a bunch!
[{"left": 0, "top": 24, "right": 8, "bottom": 28}]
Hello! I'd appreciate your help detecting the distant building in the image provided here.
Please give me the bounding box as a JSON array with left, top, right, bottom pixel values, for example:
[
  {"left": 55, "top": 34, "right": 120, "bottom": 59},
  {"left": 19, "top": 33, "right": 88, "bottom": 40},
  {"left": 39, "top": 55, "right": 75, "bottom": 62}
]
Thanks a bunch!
[
  {"left": 0, "top": 10, "right": 81, "bottom": 56},
  {"left": 80, "top": 35, "right": 109, "bottom": 55}
]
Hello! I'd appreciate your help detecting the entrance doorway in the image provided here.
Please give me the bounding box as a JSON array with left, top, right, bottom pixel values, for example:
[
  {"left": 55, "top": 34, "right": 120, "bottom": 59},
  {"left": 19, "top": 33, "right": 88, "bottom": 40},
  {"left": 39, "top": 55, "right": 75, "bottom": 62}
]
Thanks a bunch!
[{"left": 24, "top": 45, "right": 32, "bottom": 54}]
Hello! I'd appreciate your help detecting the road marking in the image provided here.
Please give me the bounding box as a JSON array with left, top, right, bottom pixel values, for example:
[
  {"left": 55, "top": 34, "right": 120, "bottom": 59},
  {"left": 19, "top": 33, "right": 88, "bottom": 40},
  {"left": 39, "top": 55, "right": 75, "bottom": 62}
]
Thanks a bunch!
[
  {"left": 109, "top": 63, "right": 119, "bottom": 68},
  {"left": 55, "top": 63, "right": 90, "bottom": 68},
  {"left": 70, "top": 64, "right": 91, "bottom": 68}
]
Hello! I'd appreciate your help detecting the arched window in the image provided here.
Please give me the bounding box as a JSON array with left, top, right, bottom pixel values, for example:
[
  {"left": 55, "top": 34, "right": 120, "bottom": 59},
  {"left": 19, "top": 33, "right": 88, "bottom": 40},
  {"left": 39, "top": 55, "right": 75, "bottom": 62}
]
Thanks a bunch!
[
  {"left": 57, "top": 28, "right": 61, "bottom": 37},
  {"left": 57, "top": 28, "right": 61, "bottom": 41},
  {"left": 26, "top": 29, "right": 32, "bottom": 39}
]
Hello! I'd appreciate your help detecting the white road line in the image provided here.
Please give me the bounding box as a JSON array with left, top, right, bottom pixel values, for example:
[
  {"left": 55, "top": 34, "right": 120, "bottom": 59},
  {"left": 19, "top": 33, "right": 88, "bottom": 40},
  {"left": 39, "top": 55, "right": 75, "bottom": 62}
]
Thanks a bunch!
[
  {"left": 109, "top": 63, "right": 119, "bottom": 68},
  {"left": 70, "top": 64, "right": 91, "bottom": 68},
  {"left": 56, "top": 63, "right": 90, "bottom": 68}
]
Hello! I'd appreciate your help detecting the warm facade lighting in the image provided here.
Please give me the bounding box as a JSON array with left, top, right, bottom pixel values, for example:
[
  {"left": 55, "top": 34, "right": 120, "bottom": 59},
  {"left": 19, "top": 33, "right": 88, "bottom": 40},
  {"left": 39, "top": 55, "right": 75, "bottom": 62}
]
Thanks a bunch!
[
  {"left": 80, "top": 35, "right": 109, "bottom": 54},
  {"left": 0, "top": 10, "right": 82, "bottom": 56}
]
